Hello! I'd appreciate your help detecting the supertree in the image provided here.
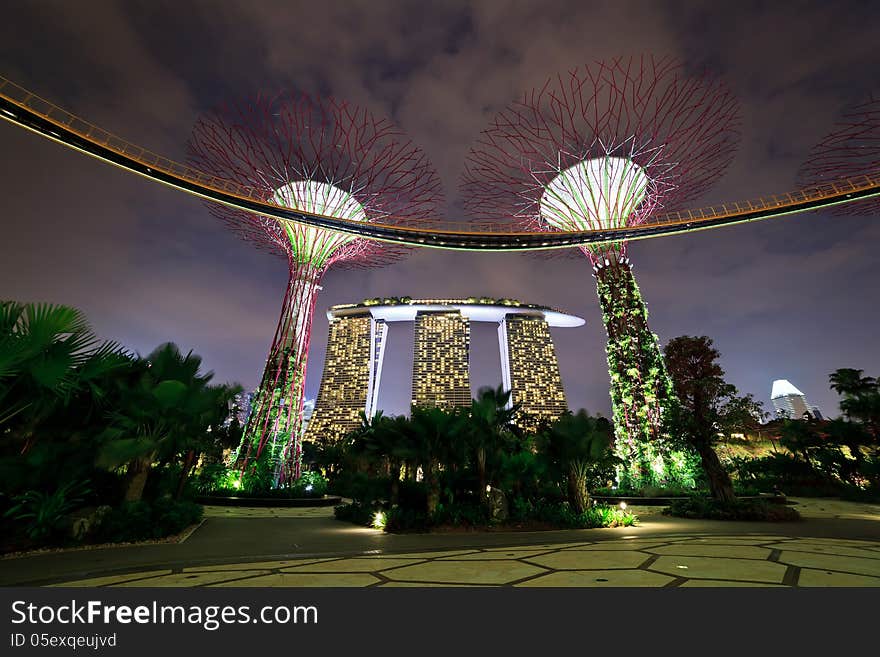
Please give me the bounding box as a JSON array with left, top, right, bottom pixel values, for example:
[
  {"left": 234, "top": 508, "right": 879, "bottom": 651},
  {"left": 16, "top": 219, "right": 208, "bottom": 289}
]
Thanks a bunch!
[
  {"left": 461, "top": 55, "right": 741, "bottom": 486},
  {"left": 188, "top": 92, "right": 442, "bottom": 483},
  {"left": 798, "top": 95, "right": 880, "bottom": 216}
]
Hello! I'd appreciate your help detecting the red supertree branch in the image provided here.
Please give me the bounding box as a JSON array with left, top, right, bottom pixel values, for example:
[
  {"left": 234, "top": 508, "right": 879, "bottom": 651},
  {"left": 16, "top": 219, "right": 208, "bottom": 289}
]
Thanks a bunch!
[
  {"left": 187, "top": 91, "right": 443, "bottom": 482},
  {"left": 460, "top": 54, "right": 741, "bottom": 252},
  {"left": 188, "top": 90, "right": 443, "bottom": 270},
  {"left": 798, "top": 95, "right": 880, "bottom": 216}
]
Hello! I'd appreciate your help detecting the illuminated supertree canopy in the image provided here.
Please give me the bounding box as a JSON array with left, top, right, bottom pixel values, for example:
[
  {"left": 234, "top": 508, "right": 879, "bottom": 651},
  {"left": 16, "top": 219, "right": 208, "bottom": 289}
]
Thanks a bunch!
[
  {"left": 461, "top": 55, "right": 741, "bottom": 487},
  {"left": 798, "top": 95, "right": 880, "bottom": 216},
  {"left": 189, "top": 92, "right": 442, "bottom": 482}
]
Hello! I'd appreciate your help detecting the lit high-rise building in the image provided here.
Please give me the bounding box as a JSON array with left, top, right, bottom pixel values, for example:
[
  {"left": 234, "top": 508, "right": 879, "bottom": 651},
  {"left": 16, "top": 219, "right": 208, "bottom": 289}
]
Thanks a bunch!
[
  {"left": 304, "top": 298, "right": 584, "bottom": 442},
  {"left": 771, "top": 379, "right": 818, "bottom": 419},
  {"left": 303, "top": 313, "right": 374, "bottom": 443},
  {"left": 412, "top": 310, "right": 472, "bottom": 409},
  {"left": 499, "top": 315, "right": 568, "bottom": 430}
]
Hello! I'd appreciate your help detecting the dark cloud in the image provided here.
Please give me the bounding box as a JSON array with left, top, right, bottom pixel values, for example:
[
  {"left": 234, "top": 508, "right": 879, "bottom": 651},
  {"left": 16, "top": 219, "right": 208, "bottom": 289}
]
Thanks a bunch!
[{"left": 2, "top": 0, "right": 879, "bottom": 419}]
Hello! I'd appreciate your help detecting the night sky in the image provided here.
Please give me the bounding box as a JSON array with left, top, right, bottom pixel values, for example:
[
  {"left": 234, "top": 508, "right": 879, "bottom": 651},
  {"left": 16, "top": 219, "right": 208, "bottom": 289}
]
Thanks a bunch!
[{"left": 2, "top": 1, "right": 878, "bottom": 419}]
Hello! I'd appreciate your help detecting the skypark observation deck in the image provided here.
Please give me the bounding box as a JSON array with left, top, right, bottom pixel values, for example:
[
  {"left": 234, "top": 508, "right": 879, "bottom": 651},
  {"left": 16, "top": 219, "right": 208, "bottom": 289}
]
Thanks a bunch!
[
  {"left": 303, "top": 298, "right": 585, "bottom": 441},
  {"left": 329, "top": 298, "right": 585, "bottom": 327}
]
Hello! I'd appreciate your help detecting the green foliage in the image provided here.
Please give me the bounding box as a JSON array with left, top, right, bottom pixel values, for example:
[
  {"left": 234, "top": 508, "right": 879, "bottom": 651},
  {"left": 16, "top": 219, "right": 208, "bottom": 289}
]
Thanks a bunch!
[
  {"left": 333, "top": 501, "right": 378, "bottom": 526},
  {"left": 509, "top": 498, "right": 637, "bottom": 529},
  {"left": 536, "top": 410, "right": 617, "bottom": 512},
  {"left": 3, "top": 479, "right": 91, "bottom": 540},
  {"left": 663, "top": 497, "right": 801, "bottom": 522},
  {"left": 94, "top": 498, "right": 203, "bottom": 543},
  {"left": 290, "top": 470, "right": 328, "bottom": 497},
  {"left": 594, "top": 262, "right": 676, "bottom": 487}
]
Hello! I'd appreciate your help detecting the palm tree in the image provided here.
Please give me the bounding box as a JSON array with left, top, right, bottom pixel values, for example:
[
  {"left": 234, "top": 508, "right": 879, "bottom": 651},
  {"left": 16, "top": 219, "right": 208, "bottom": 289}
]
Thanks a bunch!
[
  {"left": 830, "top": 368, "right": 880, "bottom": 441},
  {"left": 0, "top": 301, "right": 127, "bottom": 450},
  {"left": 538, "top": 410, "right": 613, "bottom": 513},
  {"left": 830, "top": 368, "right": 877, "bottom": 399},
  {"left": 96, "top": 343, "right": 236, "bottom": 502},
  {"left": 468, "top": 385, "right": 519, "bottom": 504},
  {"left": 409, "top": 406, "right": 464, "bottom": 515}
]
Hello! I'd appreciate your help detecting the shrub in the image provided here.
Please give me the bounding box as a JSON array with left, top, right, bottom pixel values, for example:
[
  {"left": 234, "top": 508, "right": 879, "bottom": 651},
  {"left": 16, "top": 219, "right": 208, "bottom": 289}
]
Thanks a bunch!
[
  {"left": 3, "top": 479, "right": 91, "bottom": 541},
  {"left": 510, "top": 499, "right": 637, "bottom": 529},
  {"left": 729, "top": 453, "right": 844, "bottom": 497},
  {"left": 95, "top": 498, "right": 203, "bottom": 542},
  {"left": 663, "top": 497, "right": 801, "bottom": 522},
  {"left": 289, "top": 471, "right": 328, "bottom": 497},
  {"left": 385, "top": 506, "right": 430, "bottom": 532},
  {"left": 334, "top": 501, "right": 378, "bottom": 526}
]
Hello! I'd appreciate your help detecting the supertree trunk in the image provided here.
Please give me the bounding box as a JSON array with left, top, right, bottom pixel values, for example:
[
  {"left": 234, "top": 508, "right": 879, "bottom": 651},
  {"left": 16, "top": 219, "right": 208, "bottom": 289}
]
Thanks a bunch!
[
  {"left": 593, "top": 250, "right": 675, "bottom": 487},
  {"left": 239, "top": 259, "right": 323, "bottom": 483}
]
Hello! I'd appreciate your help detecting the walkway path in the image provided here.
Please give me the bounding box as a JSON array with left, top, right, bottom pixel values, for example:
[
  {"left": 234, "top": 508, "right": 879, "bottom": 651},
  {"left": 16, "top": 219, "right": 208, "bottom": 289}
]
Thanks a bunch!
[{"left": 2, "top": 498, "right": 879, "bottom": 587}]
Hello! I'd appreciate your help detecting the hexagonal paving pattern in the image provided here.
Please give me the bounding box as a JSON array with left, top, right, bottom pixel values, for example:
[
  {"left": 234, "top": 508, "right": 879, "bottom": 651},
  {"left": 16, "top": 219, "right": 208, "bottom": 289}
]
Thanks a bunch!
[
  {"left": 211, "top": 573, "right": 379, "bottom": 587},
  {"left": 383, "top": 559, "right": 546, "bottom": 585},
  {"left": 283, "top": 558, "right": 425, "bottom": 573},
  {"left": 438, "top": 549, "right": 554, "bottom": 561},
  {"left": 527, "top": 550, "right": 650, "bottom": 570},
  {"left": 797, "top": 568, "right": 880, "bottom": 587},
  {"left": 647, "top": 545, "right": 773, "bottom": 560},
  {"left": 37, "top": 530, "right": 880, "bottom": 587},
  {"left": 650, "top": 555, "right": 788, "bottom": 584},
  {"left": 49, "top": 570, "right": 171, "bottom": 587},
  {"left": 778, "top": 551, "right": 880, "bottom": 578},
  {"left": 516, "top": 569, "right": 674, "bottom": 587},
  {"left": 115, "top": 570, "right": 272, "bottom": 587}
]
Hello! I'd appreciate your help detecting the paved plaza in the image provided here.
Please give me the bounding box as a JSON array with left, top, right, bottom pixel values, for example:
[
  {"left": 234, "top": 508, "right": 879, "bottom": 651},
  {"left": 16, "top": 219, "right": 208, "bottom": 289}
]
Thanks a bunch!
[{"left": 3, "top": 498, "right": 879, "bottom": 587}]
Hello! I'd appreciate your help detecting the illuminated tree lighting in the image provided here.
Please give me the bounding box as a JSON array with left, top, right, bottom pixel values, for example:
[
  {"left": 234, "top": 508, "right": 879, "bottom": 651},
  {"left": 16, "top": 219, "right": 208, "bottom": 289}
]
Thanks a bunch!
[
  {"left": 189, "top": 92, "right": 442, "bottom": 483},
  {"left": 461, "top": 55, "right": 741, "bottom": 486}
]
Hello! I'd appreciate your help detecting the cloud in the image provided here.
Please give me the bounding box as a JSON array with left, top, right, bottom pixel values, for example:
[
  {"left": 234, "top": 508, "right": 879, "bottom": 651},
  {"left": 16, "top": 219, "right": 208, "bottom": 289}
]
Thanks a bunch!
[{"left": 1, "top": 0, "right": 878, "bottom": 421}]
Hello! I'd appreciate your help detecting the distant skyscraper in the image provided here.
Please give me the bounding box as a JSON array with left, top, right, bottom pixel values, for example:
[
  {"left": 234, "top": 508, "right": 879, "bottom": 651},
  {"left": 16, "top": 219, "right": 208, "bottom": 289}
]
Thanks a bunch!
[
  {"left": 303, "top": 298, "right": 583, "bottom": 442},
  {"left": 412, "top": 310, "right": 472, "bottom": 409},
  {"left": 499, "top": 314, "right": 568, "bottom": 430},
  {"left": 771, "top": 379, "right": 819, "bottom": 419},
  {"left": 304, "top": 313, "right": 375, "bottom": 443}
]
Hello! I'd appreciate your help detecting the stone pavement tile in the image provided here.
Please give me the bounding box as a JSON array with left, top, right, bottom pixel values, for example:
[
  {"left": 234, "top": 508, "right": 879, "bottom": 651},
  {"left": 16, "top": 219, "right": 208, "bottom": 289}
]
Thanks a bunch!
[
  {"left": 185, "top": 559, "right": 337, "bottom": 572},
  {"left": 211, "top": 573, "right": 379, "bottom": 587},
  {"left": 647, "top": 545, "right": 772, "bottom": 560},
  {"left": 439, "top": 549, "right": 554, "bottom": 561},
  {"left": 805, "top": 538, "right": 880, "bottom": 546},
  {"left": 685, "top": 538, "right": 784, "bottom": 545},
  {"left": 778, "top": 552, "right": 880, "bottom": 577},
  {"left": 526, "top": 550, "right": 649, "bottom": 570},
  {"left": 778, "top": 537, "right": 879, "bottom": 546},
  {"left": 685, "top": 535, "right": 793, "bottom": 542},
  {"left": 650, "top": 556, "right": 787, "bottom": 583},
  {"left": 562, "top": 542, "right": 665, "bottom": 551},
  {"left": 49, "top": 571, "right": 171, "bottom": 587},
  {"left": 379, "top": 582, "right": 484, "bottom": 587},
  {"left": 115, "top": 570, "right": 272, "bottom": 587},
  {"left": 515, "top": 569, "right": 673, "bottom": 587},
  {"left": 764, "top": 543, "right": 880, "bottom": 559},
  {"left": 379, "top": 550, "right": 480, "bottom": 558},
  {"left": 282, "top": 558, "right": 424, "bottom": 573},
  {"left": 797, "top": 568, "right": 880, "bottom": 587},
  {"left": 680, "top": 579, "right": 785, "bottom": 587},
  {"left": 384, "top": 560, "right": 545, "bottom": 585},
  {"left": 482, "top": 542, "right": 590, "bottom": 551}
]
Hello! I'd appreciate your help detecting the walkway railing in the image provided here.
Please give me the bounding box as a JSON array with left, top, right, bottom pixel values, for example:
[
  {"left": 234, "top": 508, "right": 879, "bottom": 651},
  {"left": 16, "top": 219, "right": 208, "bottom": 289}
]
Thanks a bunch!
[{"left": 2, "top": 75, "right": 878, "bottom": 250}]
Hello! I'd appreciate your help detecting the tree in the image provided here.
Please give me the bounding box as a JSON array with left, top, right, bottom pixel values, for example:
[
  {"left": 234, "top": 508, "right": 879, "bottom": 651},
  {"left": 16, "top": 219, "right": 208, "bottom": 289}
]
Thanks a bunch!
[
  {"left": 537, "top": 410, "right": 614, "bottom": 513},
  {"left": 830, "top": 368, "right": 880, "bottom": 442},
  {"left": 0, "top": 301, "right": 127, "bottom": 451},
  {"left": 96, "top": 343, "right": 239, "bottom": 502},
  {"left": 663, "top": 336, "right": 756, "bottom": 503},
  {"left": 467, "top": 385, "right": 520, "bottom": 505},
  {"left": 409, "top": 406, "right": 464, "bottom": 515}
]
